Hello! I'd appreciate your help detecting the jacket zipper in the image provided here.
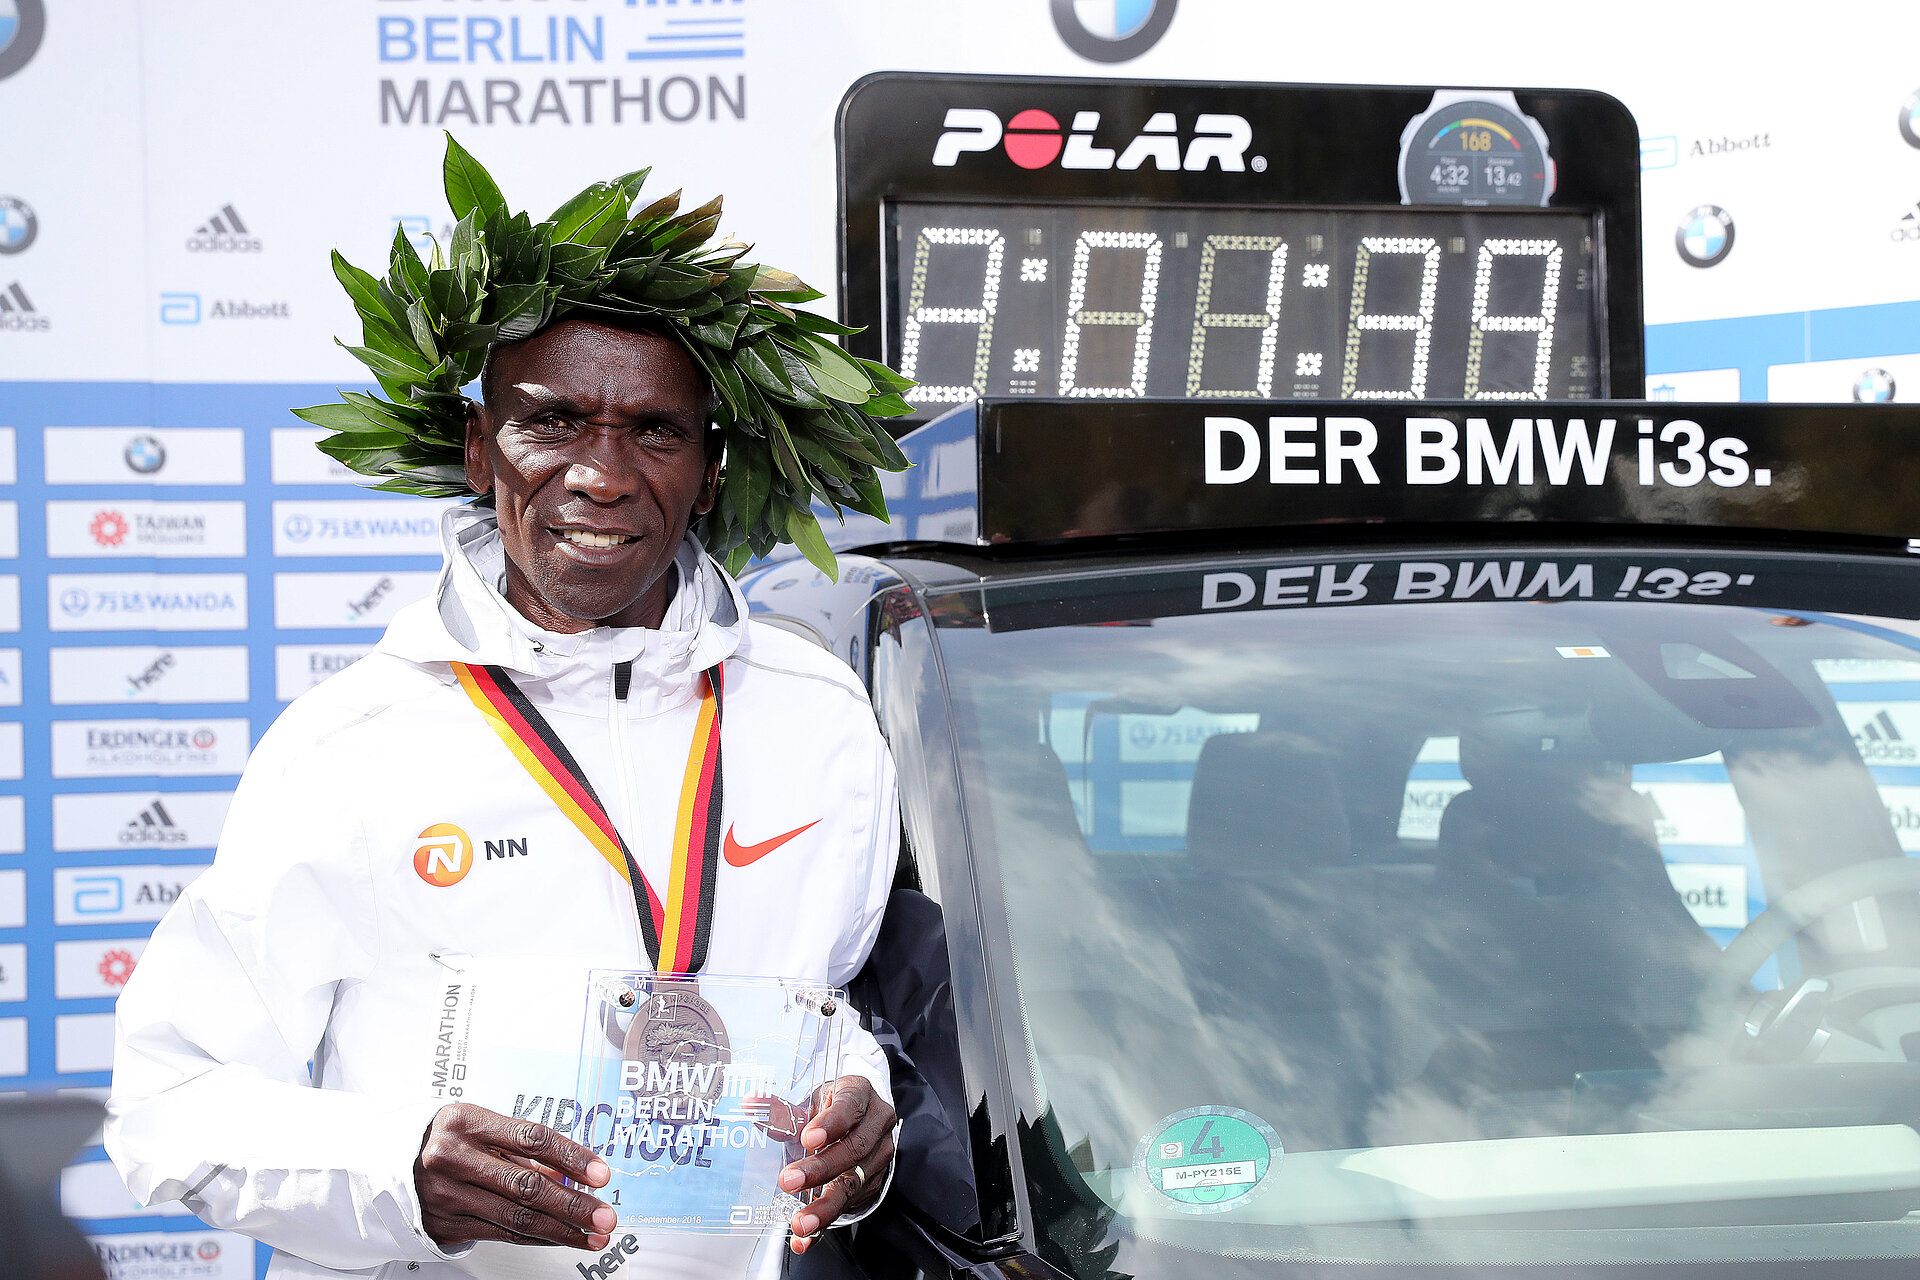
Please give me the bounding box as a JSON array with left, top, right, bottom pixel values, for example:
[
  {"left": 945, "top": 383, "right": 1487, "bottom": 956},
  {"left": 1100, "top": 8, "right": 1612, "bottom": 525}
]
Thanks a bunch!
[{"left": 609, "top": 659, "right": 643, "bottom": 961}]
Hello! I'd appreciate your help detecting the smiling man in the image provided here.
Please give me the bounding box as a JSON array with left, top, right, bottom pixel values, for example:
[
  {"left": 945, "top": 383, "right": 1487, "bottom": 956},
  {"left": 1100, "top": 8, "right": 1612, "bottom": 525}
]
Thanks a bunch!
[{"left": 105, "top": 142, "right": 915, "bottom": 1280}]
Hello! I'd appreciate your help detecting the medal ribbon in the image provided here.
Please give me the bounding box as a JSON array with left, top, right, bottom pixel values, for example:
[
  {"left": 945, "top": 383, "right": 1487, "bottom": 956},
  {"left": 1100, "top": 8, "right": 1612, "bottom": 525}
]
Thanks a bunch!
[{"left": 451, "top": 661, "right": 724, "bottom": 974}]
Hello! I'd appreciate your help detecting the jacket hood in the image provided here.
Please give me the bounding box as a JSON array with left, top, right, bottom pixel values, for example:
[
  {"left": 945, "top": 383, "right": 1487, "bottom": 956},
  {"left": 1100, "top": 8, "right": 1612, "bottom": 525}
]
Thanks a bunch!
[{"left": 378, "top": 504, "right": 746, "bottom": 699}]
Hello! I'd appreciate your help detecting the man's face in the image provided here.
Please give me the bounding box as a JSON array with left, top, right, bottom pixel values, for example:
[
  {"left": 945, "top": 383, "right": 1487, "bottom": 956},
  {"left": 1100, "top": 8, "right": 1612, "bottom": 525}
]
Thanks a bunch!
[{"left": 465, "top": 320, "right": 719, "bottom": 633}]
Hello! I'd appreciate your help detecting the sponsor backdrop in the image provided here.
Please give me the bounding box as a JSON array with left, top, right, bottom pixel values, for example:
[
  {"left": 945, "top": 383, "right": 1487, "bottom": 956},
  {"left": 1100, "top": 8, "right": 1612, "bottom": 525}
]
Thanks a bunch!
[{"left": 0, "top": 0, "right": 1916, "bottom": 1273}]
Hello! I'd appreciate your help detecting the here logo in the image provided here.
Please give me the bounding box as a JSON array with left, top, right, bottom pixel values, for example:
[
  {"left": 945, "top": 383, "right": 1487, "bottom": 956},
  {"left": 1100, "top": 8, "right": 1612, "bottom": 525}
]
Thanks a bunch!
[{"left": 932, "top": 107, "right": 1256, "bottom": 172}]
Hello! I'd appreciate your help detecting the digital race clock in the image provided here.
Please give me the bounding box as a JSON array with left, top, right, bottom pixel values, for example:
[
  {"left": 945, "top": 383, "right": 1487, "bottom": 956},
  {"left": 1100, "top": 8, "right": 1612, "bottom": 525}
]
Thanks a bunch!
[{"left": 836, "top": 74, "right": 1642, "bottom": 426}]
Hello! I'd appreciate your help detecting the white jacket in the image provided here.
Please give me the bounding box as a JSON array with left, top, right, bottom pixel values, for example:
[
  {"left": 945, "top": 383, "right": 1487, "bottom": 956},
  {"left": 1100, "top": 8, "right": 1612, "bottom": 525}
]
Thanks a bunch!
[{"left": 106, "top": 507, "right": 899, "bottom": 1280}]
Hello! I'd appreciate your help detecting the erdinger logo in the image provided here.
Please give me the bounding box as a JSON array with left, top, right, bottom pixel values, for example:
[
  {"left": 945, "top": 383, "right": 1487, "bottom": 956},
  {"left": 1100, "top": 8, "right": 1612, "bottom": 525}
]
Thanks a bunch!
[
  {"left": 414, "top": 822, "right": 474, "bottom": 887},
  {"left": 932, "top": 107, "right": 1252, "bottom": 172}
]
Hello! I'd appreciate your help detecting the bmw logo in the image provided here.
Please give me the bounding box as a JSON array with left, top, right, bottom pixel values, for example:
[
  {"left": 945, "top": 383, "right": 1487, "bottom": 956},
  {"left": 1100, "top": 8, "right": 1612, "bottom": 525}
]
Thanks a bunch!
[
  {"left": 0, "top": 197, "right": 35, "bottom": 255},
  {"left": 1901, "top": 89, "right": 1920, "bottom": 150},
  {"left": 124, "top": 435, "right": 166, "bottom": 475},
  {"left": 0, "top": 0, "right": 45, "bottom": 82},
  {"left": 1051, "top": 0, "right": 1177, "bottom": 63},
  {"left": 1852, "top": 368, "right": 1896, "bottom": 403},
  {"left": 1676, "top": 205, "right": 1735, "bottom": 268}
]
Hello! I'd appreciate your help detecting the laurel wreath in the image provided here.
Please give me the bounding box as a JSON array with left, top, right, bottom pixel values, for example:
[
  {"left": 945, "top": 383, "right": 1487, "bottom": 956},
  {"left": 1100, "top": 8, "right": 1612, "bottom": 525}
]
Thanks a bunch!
[{"left": 293, "top": 134, "right": 914, "bottom": 578}]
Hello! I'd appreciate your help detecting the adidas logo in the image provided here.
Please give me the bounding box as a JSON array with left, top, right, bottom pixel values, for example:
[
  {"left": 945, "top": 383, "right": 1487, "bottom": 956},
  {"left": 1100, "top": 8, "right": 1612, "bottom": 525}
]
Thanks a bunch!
[
  {"left": 0, "top": 280, "right": 47, "bottom": 331},
  {"left": 1855, "top": 708, "right": 1917, "bottom": 761},
  {"left": 1895, "top": 204, "right": 1920, "bottom": 243},
  {"left": 1858, "top": 709, "right": 1903, "bottom": 742},
  {"left": 186, "top": 204, "right": 262, "bottom": 253},
  {"left": 120, "top": 798, "right": 188, "bottom": 845}
]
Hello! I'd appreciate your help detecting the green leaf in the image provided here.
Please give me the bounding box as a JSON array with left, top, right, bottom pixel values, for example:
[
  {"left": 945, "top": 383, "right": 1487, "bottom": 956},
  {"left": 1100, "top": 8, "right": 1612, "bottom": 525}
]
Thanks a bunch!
[
  {"left": 657, "top": 194, "right": 724, "bottom": 256},
  {"left": 338, "top": 338, "right": 432, "bottom": 384},
  {"left": 404, "top": 298, "right": 440, "bottom": 361},
  {"left": 767, "top": 418, "right": 804, "bottom": 485},
  {"left": 688, "top": 302, "right": 749, "bottom": 348},
  {"left": 783, "top": 502, "right": 838, "bottom": 581},
  {"left": 862, "top": 392, "right": 917, "bottom": 418},
  {"left": 751, "top": 265, "right": 810, "bottom": 295},
  {"left": 549, "top": 240, "right": 610, "bottom": 281},
  {"left": 443, "top": 321, "right": 498, "bottom": 353},
  {"left": 343, "top": 389, "right": 432, "bottom": 434},
  {"left": 855, "top": 357, "right": 916, "bottom": 394},
  {"left": 732, "top": 439, "right": 771, "bottom": 531},
  {"left": 737, "top": 339, "right": 793, "bottom": 396},
  {"left": 550, "top": 181, "right": 626, "bottom": 244},
  {"left": 389, "top": 224, "right": 430, "bottom": 301},
  {"left": 787, "top": 309, "right": 864, "bottom": 337},
  {"left": 785, "top": 336, "right": 868, "bottom": 403},
  {"left": 769, "top": 345, "right": 830, "bottom": 408},
  {"left": 444, "top": 133, "right": 508, "bottom": 224},
  {"left": 332, "top": 251, "right": 388, "bottom": 324},
  {"left": 292, "top": 401, "right": 388, "bottom": 434},
  {"left": 862, "top": 417, "right": 912, "bottom": 470}
]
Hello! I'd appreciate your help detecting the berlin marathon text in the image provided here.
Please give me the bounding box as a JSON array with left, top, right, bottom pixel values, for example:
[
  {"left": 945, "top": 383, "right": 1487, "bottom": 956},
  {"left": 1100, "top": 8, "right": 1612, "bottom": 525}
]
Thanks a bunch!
[{"left": 381, "top": 75, "right": 744, "bottom": 126}]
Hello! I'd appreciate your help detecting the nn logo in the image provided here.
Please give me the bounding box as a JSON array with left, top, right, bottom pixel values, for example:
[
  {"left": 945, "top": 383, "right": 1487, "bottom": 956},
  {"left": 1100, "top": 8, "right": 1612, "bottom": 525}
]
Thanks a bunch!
[
  {"left": 577, "top": 1234, "right": 641, "bottom": 1280},
  {"left": 187, "top": 203, "right": 262, "bottom": 253},
  {"left": 932, "top": 107, "right": 1255, "bottom": 172},
  {"left": 0, "top": 280, "right": 47, "bottom": 331},
  {"left": 414, "top": 822, "right": 473, "bottom": 887},
  {"left": 1855, "top": 708, "right": 1917, "bottom": 762},
  {"left": 123, "top": 798, "right": 187, "bottom": 845}
]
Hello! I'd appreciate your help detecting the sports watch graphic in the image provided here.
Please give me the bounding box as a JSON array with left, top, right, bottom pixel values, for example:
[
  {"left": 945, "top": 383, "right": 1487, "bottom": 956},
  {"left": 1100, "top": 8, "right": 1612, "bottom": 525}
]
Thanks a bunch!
[{"left": 1399, "top": 89, "right": 1556, "bottom": 207}]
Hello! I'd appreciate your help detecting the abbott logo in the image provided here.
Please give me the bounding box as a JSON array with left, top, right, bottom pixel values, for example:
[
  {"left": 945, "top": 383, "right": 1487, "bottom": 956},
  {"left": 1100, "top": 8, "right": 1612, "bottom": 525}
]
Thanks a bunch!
[
  {"left": 932, "top": 107, "right": 1253, "bottom": 172},
  {"left": 413, "top": 822, "right": 473, "bottom": 887}
]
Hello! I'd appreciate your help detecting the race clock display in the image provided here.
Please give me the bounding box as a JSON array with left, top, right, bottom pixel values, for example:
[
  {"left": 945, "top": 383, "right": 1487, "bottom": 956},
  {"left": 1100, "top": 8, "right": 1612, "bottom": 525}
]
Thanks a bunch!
[
  {"left": 889, "top": 201, "right": 1593, "bottom": 404},
  {"left": 839, "top": 74, "right": 1643, "bottom": 424}
]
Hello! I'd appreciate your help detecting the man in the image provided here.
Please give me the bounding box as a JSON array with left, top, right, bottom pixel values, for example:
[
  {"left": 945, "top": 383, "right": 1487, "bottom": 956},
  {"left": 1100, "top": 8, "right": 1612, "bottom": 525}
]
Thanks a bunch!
[{"left": 107, "top": 141, "right": 916, "bottom": 1279}]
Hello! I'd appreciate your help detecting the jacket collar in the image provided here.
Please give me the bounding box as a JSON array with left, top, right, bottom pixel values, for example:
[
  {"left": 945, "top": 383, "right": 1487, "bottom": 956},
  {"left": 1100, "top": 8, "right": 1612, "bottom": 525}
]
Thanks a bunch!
[{"left": 379, "top": 504, "right": 746, "bottom": 692}]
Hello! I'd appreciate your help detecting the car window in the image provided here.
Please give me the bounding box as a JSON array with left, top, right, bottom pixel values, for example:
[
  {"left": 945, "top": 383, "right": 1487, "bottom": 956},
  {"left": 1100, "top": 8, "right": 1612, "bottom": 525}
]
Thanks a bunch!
[{"left": 932, "top": 592, "right": 1920, "bottom": 1269}]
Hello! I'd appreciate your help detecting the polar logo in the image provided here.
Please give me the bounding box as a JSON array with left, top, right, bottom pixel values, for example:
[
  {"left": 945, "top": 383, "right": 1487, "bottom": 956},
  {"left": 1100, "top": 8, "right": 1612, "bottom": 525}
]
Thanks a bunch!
[{"left": 932, "top": 107, "right": 1252, "bottom": 172}]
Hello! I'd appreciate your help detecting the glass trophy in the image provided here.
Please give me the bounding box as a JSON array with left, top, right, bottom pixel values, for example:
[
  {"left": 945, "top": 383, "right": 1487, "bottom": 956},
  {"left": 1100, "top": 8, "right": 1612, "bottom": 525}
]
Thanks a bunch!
[{"left": 572, "top": 971, "right": 845, "bottom": 1233}]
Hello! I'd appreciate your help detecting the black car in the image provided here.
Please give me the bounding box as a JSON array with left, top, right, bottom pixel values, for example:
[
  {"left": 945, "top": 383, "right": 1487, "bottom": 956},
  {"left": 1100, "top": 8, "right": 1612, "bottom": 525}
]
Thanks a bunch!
[{"left": 754, "top": 395, "right": 1920, "bottom": 1280}]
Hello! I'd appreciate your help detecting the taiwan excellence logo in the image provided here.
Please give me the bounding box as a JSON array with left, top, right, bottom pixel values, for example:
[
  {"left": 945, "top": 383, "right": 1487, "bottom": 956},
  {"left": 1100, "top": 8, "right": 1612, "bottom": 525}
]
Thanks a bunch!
[
  {"left": 90, "top": 509, "right": 129, "bottom": 548},
  {"left": 0, "top": 0, "right": 45, "bottom": 81},
  {"left": 1051, "top": 0, "right": 1176, "bottom": 63},
  {"left": 1676, "top": 205, "right": 1735, "bottom": 268},
  {"left": 0, "top": 197, "right": 36, "bottom": 254}
]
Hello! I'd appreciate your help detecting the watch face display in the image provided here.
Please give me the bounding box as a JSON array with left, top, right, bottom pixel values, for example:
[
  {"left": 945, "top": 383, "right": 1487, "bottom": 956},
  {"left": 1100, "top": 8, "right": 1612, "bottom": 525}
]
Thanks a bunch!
[
  {"left": 887, "top": 201, "right": 1603, "bottom": 407},
  {"left": 1400, "top": 99, "right": 1554, "bottom": 207}
]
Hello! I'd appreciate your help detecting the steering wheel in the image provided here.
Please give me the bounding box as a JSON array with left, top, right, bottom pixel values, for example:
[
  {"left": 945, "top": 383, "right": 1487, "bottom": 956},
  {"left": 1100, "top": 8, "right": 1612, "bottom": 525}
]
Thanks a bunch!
[{"left": 1690, "top": 856, "right": 1920, "bottom": 1057}]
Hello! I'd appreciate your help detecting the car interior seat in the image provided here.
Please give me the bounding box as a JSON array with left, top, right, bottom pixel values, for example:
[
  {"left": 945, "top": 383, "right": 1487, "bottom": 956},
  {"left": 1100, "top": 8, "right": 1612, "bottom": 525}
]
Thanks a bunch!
[
  {"left": 1177, "top": 729, "right": 1387, "bottom": 1147},
  {"left": 1373, "top": 715, "right": 1724, "bottom": 1139}
]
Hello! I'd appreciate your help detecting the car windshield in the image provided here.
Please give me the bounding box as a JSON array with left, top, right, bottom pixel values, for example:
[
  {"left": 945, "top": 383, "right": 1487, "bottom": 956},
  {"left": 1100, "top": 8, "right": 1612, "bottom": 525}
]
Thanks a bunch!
[{"left": 931, "top": 571, "right": 1920, "bottom": 1267}]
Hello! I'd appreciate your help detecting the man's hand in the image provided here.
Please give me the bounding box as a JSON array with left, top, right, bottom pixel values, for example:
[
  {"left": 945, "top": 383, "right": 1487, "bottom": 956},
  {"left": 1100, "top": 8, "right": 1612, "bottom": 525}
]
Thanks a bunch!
[
  {"left": 777, "top": 1075, "right": 896, "bottom": 1255},
  {"left": 415, "top": 1102, "right": 618, "bottom": 1252}
]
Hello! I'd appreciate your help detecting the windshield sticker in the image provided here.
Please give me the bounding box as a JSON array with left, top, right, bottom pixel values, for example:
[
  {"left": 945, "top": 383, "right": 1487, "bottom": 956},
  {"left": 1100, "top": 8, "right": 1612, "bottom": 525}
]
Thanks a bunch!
[
  {"left": 1556, "top": 645, "right": 1611, "bottom": 658},
  {"left": 1135, "top": 1107, "right": 1282, "bottom": 1215}
]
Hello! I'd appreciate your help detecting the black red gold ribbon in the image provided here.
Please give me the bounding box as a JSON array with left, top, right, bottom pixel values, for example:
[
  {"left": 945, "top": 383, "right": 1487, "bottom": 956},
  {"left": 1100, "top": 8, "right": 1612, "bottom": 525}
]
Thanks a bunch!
[{"left": 452, "top": 661, "right": 724, "bottom": 974}]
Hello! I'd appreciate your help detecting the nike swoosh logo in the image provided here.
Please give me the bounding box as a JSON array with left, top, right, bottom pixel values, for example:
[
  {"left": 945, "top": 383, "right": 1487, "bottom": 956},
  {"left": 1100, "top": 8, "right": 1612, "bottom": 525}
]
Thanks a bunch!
[{"left": 723, "top": 819, "right": 820, "bottom": 868}]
